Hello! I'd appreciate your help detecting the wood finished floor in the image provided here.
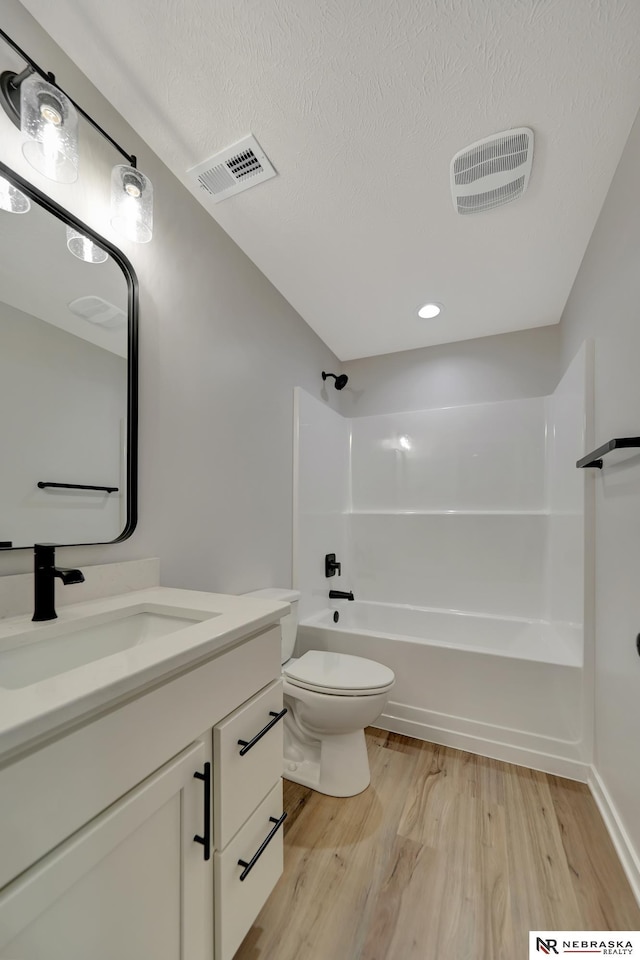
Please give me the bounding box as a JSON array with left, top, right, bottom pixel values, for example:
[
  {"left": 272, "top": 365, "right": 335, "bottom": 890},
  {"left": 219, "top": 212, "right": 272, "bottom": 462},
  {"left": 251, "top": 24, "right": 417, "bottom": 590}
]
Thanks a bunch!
[{"left": 235, "top": 729, "right": 640, "bottom": 960}]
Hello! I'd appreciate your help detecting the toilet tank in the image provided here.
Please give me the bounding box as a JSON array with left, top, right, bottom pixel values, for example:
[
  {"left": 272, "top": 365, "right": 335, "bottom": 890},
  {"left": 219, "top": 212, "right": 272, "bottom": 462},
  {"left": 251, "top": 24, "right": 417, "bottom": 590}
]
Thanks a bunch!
[{"left": 243, "top": 588, "right": 301, "bottom": 664}]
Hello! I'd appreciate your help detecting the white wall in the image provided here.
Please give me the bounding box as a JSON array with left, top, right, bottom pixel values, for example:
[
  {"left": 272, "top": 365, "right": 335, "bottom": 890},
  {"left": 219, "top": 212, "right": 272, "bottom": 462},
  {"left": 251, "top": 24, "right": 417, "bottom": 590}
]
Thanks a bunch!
[
  {"left": 341, "top": 325, "right": 562, "bottom": 418},
  {"left": 293, "top": 389, "right": 350, "bottom": 620},
  {"left": 350, "top": 399, "right": 547, "bottom": 512},
  {"left": 0, "top": 0, "right": 342, "bottom": 595},
  {"left": 349, "top": 397, "right": 549, "bottom": 618},
  {"left": 349, "top": 512, "right": 548, "bottom": 619},
  {"left": 0, "top": 302, "right": 126, "bottom": 547},
  {"left": 560, "top": 106, "right": 640, "bottom": 883},
  {"left": 297, "top": 375, "right": 587, "bottom": 626},
  {"left": 544, "top": 343, "right": 591, "bottom": 626}
]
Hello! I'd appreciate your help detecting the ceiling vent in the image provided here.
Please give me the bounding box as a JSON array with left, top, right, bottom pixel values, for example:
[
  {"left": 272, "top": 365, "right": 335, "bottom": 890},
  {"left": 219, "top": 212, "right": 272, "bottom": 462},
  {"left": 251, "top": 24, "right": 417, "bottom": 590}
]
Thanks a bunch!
[
  {"left": 188, "top": 134, "right": 277, "bottom": 203},
  {"left": 450, "top": 127, "right": 534, "bottom": 215},
  {"left": 68, "top": 296, "right": 126, "bottom": 328}
]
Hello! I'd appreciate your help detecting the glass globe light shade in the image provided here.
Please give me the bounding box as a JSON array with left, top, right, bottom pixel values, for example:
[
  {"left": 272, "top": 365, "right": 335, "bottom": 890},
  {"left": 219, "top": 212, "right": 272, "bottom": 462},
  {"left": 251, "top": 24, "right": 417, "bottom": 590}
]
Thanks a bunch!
[
  {"left": 110, "top": 164, "right": 153, "bottom": 243},
  {"left": 0, "top": 176, "right": 30, "bottom": 214},
  {"left": 20, "top": 73, "right": 79, "bottom": 183},
  {"left": 66, "top": 226, "right": 108, "bottom": 263}
]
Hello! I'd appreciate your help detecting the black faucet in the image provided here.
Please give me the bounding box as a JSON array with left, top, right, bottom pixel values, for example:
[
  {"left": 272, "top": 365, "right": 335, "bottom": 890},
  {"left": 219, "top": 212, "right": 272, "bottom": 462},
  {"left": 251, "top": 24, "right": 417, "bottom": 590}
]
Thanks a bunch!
[
  {"left": 33, "top": 543, "right": 85, "bottom": 622},
  {"left": 329, "top": 589, "right": 354, "bottom": 601}
]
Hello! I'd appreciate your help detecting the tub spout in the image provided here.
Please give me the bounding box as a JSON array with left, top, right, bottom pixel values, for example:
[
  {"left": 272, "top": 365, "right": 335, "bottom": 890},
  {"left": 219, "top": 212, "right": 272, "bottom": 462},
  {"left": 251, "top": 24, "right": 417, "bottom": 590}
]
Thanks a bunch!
[{"left": 329, "top": 589, "right": 354, "bottom": 601}]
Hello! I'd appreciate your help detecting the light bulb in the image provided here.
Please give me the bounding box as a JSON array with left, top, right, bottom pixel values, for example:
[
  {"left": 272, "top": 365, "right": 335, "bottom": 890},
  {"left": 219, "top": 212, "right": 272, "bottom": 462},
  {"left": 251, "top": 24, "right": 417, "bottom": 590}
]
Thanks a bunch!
[
  {"left": 417, "top": 303, "right": 442, "bottom": 319},
  {"left": 39, "top": 102, "right": 62, "bottom": 126}
]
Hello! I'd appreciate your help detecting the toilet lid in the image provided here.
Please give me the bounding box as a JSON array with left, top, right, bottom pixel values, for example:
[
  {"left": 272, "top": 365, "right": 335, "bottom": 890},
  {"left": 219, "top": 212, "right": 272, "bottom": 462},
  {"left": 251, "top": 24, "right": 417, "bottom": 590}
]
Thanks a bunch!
[{"left": 283, "top": 650, "right": 394, "bottom": 694}]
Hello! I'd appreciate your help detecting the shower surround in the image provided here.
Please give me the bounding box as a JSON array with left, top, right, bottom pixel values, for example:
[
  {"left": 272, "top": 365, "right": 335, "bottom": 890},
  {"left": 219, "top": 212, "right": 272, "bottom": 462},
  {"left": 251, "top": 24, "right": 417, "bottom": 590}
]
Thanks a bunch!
[{"left": 294, "top": 343, "right": 592, "bottom": 779}]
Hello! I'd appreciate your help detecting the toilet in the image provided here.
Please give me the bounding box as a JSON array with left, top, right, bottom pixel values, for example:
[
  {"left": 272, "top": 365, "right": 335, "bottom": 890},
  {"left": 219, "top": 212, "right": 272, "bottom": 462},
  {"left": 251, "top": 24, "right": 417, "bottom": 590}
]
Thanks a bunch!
[{"left": 245, "top": 588, "right": 395, "bottom": 797}]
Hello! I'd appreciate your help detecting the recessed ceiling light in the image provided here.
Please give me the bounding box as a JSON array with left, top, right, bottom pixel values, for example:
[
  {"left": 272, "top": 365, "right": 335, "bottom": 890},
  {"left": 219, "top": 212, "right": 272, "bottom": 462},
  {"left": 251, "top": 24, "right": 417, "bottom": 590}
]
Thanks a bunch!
[{"left": 417, "top": 302, "right": 442, "bottom": 319}]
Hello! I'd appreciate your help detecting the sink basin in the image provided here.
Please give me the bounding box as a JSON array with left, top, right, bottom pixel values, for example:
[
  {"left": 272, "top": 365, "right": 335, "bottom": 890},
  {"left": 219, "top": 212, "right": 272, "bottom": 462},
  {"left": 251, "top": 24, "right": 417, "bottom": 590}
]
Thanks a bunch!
[{"left": 0, "top": 606, "right": 218, "bottom": 690}]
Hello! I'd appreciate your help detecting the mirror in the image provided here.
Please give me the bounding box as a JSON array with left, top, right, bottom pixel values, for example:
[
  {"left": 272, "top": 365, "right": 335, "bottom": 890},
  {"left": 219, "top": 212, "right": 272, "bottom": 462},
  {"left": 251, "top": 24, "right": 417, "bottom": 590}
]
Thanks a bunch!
[{"left": 0, "top": 162, "right": 138, "bottom": 549}]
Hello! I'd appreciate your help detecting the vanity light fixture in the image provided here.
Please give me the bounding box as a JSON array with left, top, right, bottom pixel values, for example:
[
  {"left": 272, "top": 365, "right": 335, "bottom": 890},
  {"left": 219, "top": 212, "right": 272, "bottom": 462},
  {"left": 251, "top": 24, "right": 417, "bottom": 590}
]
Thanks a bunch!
[
  {"left": 0, "top": 174, "right": 30, "bottom": 213},
  {"left": 417, "top": 302, "right": 443, "bottom": 319},
  {"left": 0, "top": 27, "right": 154, "bottom": 241},
  {"left": 110, "top": 165, "right": 153, "bottom": 244},
  {"left": 66, "top": 226, "right": 108, "bottom": 263}
]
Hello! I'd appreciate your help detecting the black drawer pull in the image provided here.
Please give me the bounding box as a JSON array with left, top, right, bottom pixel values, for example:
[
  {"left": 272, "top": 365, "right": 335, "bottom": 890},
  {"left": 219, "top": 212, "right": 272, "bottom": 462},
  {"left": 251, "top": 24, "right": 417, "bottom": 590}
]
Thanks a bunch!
[
  {"left": 237, "top": 812, "right": 287, "bottom": 881},
  {"left": 193, "top": 762, "right": 211, "bottom": 861},
  {"left": 237, "top": 708, "right": 287, "bottom": 756}
]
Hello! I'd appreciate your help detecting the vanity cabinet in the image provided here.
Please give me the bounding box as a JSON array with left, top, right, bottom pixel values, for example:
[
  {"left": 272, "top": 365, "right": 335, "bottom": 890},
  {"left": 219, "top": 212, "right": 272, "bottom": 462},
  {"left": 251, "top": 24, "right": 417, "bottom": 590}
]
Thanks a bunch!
[
  {"left": 0, "top": 740, "right": 211, "bottom": 960},
  {"left": 0, "top": 623, "right": 285, "bottom": 960}
]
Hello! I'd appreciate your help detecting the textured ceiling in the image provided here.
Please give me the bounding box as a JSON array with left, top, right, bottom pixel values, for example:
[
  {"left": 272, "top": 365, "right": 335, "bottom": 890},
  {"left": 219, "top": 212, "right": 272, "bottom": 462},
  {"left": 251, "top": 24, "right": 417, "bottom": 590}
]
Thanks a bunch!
[{"left": 18, "top": 0, "right": 640, "bottom": 359}]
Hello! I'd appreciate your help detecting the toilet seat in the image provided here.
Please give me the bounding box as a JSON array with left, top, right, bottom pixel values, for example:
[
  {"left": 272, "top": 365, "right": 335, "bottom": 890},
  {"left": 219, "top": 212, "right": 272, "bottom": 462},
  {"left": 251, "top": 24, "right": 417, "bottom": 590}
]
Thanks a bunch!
[{"left": 283, "top": 650, "right": 395, "bottom": 697}]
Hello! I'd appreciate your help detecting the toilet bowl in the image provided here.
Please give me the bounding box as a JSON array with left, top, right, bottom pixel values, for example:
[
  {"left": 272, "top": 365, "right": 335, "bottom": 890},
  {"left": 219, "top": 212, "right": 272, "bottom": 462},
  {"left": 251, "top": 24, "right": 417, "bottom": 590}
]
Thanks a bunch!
[{"left": 245, "top": 588, "right": 395, "bottom": 797}]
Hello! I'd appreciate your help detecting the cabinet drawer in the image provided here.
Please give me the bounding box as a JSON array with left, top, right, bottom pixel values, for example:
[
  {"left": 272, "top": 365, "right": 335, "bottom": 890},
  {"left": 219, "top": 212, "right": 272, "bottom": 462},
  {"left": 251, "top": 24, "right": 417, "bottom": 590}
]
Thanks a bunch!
[
  {"left": 214, "top": 780, "right": 284, "bottom": 960},
  {"left": 213, "top": 679, "right": 284, "bottom": 849}
]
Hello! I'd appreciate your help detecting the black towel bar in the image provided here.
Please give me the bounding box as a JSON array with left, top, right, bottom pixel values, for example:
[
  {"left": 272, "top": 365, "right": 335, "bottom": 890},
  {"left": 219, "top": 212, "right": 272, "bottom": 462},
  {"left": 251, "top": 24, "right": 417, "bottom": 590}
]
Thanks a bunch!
[
  {"left": 576, "top": 437, "right": 640, "bottom": 469},
  {"left": 38, "top": 482, "right": 119, "bottom": 493}
]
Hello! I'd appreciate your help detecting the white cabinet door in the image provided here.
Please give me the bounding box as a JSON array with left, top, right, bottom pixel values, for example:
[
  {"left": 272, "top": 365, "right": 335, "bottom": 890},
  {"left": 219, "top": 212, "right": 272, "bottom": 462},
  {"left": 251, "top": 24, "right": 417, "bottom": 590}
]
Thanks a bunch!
[{"left": 0, "top": 740, "right": 212, "bottom": 960}]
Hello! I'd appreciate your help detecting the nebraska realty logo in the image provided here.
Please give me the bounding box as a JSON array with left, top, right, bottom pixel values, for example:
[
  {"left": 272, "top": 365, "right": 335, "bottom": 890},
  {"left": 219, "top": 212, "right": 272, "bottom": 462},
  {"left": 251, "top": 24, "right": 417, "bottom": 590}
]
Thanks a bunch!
[{"left": 530, "top": 932, "right": 640, "bottom": 957}]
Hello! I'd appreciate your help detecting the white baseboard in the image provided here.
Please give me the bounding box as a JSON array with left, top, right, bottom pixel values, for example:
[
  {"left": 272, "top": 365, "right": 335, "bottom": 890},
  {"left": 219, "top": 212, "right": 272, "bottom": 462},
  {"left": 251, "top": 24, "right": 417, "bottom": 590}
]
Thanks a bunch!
[
  {"left": 588, "top": 766, "right": 640, "bottom": 907},
  {"left": 377, "top": 701, "right": 590, "bottom": 782}
]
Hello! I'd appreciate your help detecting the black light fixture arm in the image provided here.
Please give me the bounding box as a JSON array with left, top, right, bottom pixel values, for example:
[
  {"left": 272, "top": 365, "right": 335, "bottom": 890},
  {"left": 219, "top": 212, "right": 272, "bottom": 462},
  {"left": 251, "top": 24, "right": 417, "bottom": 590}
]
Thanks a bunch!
[
  {"left": 0, "top": 26, "right": 137, "bottom": 168},
  {"left": 11, "top": 65, "right": 37, "bottom": 87}
]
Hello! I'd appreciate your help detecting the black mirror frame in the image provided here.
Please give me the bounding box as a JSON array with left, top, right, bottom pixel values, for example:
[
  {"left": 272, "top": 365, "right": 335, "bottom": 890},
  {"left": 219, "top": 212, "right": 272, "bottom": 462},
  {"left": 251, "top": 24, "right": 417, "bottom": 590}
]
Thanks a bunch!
[{"left": 0, "top": 160, "right": 138, "bottom": 547}]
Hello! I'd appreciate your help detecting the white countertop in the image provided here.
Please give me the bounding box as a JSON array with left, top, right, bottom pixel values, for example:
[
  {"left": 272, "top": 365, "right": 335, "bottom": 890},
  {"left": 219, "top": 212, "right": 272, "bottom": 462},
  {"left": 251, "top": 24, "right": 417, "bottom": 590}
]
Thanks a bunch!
[{"left": 0, "top": 587, "right": 287, "bottom": 760}]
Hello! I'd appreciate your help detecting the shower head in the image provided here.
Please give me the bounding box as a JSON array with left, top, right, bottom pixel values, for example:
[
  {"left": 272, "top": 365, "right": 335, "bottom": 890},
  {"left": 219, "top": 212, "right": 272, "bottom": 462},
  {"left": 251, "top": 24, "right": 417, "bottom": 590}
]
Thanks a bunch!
[{"left": 322, "top": 371, "right": 349, "bottom": 391}]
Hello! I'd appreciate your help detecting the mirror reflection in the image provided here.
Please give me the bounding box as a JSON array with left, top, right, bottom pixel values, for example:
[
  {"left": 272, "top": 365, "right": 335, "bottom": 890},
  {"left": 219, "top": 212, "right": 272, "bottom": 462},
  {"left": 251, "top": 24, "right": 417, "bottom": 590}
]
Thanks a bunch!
[{"left": 0, "top": 172, "right": 134, "bottom": 548}]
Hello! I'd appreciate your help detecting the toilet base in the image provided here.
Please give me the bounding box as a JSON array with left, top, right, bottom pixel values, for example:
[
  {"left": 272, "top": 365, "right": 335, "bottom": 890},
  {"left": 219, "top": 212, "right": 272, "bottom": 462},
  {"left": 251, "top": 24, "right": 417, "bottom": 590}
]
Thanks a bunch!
[{"left": 283, "top": 729, "right": 371, "bottom": 797}]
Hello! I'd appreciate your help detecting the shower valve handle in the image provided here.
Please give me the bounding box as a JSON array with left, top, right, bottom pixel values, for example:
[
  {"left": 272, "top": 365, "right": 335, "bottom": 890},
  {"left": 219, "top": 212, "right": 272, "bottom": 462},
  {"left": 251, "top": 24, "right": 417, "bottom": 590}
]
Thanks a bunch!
[{"left": 325, "top": 553, "right": 341, "bottom": 578}]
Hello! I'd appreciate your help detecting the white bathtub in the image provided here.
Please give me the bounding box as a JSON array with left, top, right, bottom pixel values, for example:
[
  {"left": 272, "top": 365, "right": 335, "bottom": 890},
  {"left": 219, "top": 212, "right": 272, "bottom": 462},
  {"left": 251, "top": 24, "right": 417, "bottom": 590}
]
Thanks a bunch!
[
  {"left": 303, "top": 601, "right": 581, "bottom": 666},
  {"left": 298, "top": 601, "right": 587, "bottom": 779}
]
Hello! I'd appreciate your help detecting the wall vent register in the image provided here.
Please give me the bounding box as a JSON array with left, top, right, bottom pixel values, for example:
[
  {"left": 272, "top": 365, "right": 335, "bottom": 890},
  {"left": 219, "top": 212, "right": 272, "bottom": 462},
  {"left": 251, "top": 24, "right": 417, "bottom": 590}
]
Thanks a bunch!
[{"left": 188, "top": 134, "right": 277, "bottom": 203}]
